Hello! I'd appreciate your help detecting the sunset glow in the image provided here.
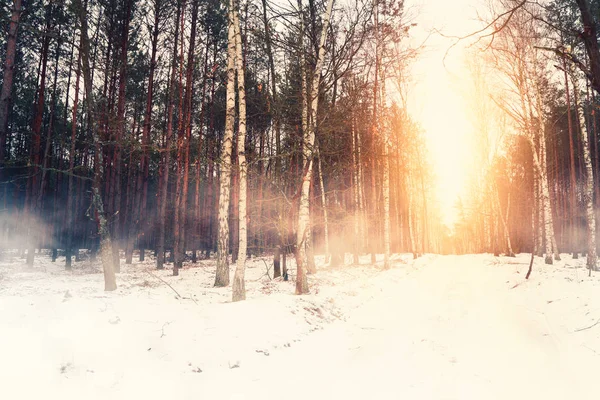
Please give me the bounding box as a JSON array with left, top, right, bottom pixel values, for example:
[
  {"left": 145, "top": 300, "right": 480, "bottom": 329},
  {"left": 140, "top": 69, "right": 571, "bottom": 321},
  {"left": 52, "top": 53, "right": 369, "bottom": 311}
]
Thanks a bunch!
[{"left": 407, "top": 0, "right": 484, "bottom": 226}]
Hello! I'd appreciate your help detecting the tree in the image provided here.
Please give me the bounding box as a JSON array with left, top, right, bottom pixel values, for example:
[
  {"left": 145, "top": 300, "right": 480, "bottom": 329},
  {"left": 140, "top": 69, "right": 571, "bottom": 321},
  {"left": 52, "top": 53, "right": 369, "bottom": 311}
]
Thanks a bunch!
[
  {"left": 0, "top": 0, "right": 22, "bottom": 173},
  {"left": 295, "top": 0, "right": 335, "bottom": 295},
  {"left": 73, "top": 0, "right": 117, "bottom": 291},
  {"left": 232, "top": 0, "right": 248, "bottom": 301},
  {"left": 214, "top": 0, "right": 237, "bottom": 288}
]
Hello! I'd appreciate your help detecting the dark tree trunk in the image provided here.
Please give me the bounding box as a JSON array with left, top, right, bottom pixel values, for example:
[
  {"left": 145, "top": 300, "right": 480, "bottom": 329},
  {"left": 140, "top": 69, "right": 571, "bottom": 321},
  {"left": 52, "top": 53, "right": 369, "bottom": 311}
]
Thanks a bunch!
[
  {"left": 27, "top": 4, "right": 52, "bottom": 267},
  {"left": 137, "top": 0, "right": 162, "bottom": 262},
  {"left": 74, "top": 0, "right": 117, "bottom": 291},
  {"left": 65, "top": 47, "right": 82, "bottom": 270},
  {"left": 0, "top": 0, "right": 23, "bottom": 172},
  {"left": 157, "top": 0, "right": 181, "bottom": 270}
]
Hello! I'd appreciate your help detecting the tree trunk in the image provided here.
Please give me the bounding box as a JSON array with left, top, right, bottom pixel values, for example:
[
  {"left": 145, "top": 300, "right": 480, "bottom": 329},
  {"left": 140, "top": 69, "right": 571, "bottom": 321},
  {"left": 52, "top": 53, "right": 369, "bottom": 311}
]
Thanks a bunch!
[
  {"left": 0, "top": 0, "right": 22, "bottom": 171},
  {"left": 317, "top": 144, "right": 329, "bottom": 262},
  {"left": 74, "top": 0, "right": 116, "bottom": 290},
  {"left": 66, "top": 45, "right": 82, "bottom": 270},
  {"left": 232, "top": 2, "right": 248, "bottom": 302},
  {"left": 295, "top": 0, "right": 335, "bottom": 294},
  {"left": 297, "top": 0, "right": 310, "bottom": 278},
  {"left": 496, "top": 185, "right": 515, "bottom": 257},
  {"left": 137, "top": 0, "right": 161, "bottom": 262},
  {"left": 214, "top": 0, "right": 237, "bottom": 287},
  {"left": 352, "top": 116, "right": 360, "bottom": 265},
  {"left": 157, "top": 0, "right": 182, "bottom": 270},
  {"left": 27, "top": 5, "right": 52, "bottom": 268},
  {"left": 112, "top": 0, "right": 133, "bottom": 273},
  {"left": 564, "top": 60, "right": 579, "bottom": 258},
  {"left": 574, "top": 0, "right": 600, "bottom": 95},
  {"left": 573, "top": 76, "right": 598, "bottom": 270}
]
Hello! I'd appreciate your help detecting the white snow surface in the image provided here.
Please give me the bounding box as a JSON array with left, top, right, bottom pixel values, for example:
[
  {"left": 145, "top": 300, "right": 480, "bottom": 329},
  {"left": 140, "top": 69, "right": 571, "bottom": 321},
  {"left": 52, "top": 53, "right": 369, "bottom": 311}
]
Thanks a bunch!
[{"left": 1, "top": 251, "right": 599, "bottom": 399}]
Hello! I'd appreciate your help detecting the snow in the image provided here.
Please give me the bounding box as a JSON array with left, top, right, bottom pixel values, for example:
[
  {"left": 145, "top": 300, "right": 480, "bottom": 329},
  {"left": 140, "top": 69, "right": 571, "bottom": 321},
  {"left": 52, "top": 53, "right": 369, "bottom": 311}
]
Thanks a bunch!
[{"left": 1, "top": 251, "right": 599, "bottom": 399}]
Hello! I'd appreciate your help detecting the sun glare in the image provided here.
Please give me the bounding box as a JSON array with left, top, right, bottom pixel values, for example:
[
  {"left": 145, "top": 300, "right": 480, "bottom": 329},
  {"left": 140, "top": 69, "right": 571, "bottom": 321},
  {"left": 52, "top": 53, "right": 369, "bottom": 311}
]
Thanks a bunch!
[{"left": 406, "top": 0, "right": 483, "bottom": 227}]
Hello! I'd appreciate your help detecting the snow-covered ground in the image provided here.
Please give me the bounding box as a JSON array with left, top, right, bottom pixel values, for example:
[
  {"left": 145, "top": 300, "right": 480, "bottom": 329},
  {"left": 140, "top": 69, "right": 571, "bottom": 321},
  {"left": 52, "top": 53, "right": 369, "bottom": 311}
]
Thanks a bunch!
[{"left": 1, "top": 251, "right": 599, "bottom": 399}]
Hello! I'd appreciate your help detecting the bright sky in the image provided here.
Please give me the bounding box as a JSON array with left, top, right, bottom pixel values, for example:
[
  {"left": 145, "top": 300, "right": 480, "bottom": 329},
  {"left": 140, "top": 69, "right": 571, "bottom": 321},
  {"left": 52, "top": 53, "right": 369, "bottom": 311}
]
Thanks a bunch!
[{"left": 405, "top": 0, "right": 485, "bottom": 226}]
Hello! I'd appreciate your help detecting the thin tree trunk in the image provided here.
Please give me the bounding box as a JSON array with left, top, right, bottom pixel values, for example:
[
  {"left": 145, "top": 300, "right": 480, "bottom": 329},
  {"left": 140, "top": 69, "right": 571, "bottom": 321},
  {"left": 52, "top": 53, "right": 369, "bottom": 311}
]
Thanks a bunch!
[
  {"left": 496, "top": 184, "right": 515, "bottom": 257},
  {"left": 157, "top": 0, "right": 181, "bottom": 270},
  {"left": 370, "top": 0, "right": 380, "bottom": 265},
  {"left": 408, "top": 176, "right": 416, "bottom": 259},
  {"left": 232, "top": 2, "right": 248, "bottom": 301},
  {"left": 112, "top": 0, "right": 133, "bottom": 273},
  {"left": 66, "top": 45, "right": 82, "bottom": 270},
  {"left": 138, "top": 0, "right": 161, "bottom": 262},
  {"left": 172, "top": 0, "right": 188, "bottom": 274},
  {"left": 37, "top": 32, "right": 62, "bottom": 219},
  {"left": 564, "top": 59, "right": 578, "bottom": 257},
  {"left": 573, "top": 76, "right": 598, "bottom": 271},
  {"left": 316, "top": 143, "right": 329, "bottom": 262},
  {"left": 381, "top": 65, "right": 390, "bottom": 269},
  {"left": 352, "top": 116, "right": 360, "bottom": 265}
]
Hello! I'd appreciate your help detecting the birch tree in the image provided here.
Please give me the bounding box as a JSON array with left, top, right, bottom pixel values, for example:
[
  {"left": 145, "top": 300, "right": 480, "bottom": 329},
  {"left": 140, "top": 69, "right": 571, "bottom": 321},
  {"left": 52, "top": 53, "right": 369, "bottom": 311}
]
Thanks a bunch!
[
  {"left": 232, "top": 0, "right": 248, "bottom": 302},
  {"left": 489, "top": 4, "right": 558, "bottom": 263},
  {"left": 572, "top": 72, "right": 598, "bottom": 271},
  {"left": 295, "top": 0, "right": 335, "bottom": 294},
  {"left": 215, "top": 0, "right": 237, "bottom": 287}
]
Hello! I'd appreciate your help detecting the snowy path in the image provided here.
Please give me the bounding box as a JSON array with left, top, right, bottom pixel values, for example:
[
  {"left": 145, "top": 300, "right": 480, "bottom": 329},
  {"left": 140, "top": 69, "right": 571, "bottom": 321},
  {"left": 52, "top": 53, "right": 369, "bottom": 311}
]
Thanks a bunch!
[
  {"left": 201, "top": 255, "right": 597, "bottom": 400},
  {"left": 2, "top": 253, "right": 599, "bottom": 399}
]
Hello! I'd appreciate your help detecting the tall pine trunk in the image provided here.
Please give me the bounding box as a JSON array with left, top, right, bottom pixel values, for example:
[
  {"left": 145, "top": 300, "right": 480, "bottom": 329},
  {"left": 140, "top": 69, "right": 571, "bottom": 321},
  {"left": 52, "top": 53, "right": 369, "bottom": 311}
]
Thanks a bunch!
[
  {"left": 66, "top": 46, "right": 82, "bottom": 270},
  {"left": 137, "top": 0, "right": 161, "bottom": 262},
  {"left": 74, "top": 0, "right": 116, "bottom": 291},
  {"left": 27, "top": 4, "right": 52, "bottom": 267},
  {"left": 0, "top": 0, "right": 22, "bottom": 173},
  {"left": 157, "top": 1, "right": 181, "bottom": 270}
]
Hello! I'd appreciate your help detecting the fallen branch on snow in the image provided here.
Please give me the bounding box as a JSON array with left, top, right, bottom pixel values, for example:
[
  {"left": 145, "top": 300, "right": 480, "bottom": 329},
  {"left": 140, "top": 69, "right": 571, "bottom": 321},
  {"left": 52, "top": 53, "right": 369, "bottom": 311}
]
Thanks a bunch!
[
  {"left": 144, "top": 269, "right": 197, "bottom": 305},
  {"left": 575, "top": 318, "right": 600, "bottom": 333}
]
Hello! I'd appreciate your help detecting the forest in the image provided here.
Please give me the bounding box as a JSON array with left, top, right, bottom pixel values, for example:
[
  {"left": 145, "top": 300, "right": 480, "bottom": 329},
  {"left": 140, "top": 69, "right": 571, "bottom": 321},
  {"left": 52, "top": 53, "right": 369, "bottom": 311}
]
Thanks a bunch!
[
  {"left": 1, "top": 0, "right": 600, "bottom": 296},
  {"left": 3, "top": 0, "right": 600, "bottom": 398}
]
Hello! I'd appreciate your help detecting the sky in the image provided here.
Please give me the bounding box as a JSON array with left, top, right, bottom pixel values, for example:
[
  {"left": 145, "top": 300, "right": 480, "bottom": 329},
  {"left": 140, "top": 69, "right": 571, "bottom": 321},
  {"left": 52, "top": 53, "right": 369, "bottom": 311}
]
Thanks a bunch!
[{"left": 404, "top": 0, "right": 486, "bottom": 226}]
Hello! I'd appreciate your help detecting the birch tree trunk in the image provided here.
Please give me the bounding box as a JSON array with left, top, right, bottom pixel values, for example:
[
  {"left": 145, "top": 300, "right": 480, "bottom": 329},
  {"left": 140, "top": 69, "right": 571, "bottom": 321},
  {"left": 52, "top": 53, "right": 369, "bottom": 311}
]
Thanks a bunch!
[
  {"left": 526, "top": 134, "right": 554, "bottom": 263},
  {"left": 296, "top": 0, "right": 310, "bottom": 276},
  {"left": 370, "top": 0, "right": 379, "bottom": 265},
  {"left": 232, "top": 1, "right": 248, "bottom": 302},
  {"left": 352, "top": 116, "right": 360, "bottom": 265},
  {"left": 317, "top": 144, "right": 329, "bottom": 263},
  {"left": 382, "top": 136, "right": 391, "bottom": 268},
  {"left": 573, "top": 77, "right": 598, "bottom": 270},
  {"left": 295, "top": 0, "right": 335, "bottom": 294},
  {"left": 495, "top": 185, "right": 514, "bottom": 257},
  {"left": 408, "top": 176, "right": 417, "bottom": 259},
  {"left": 535, "top": 80, "right": 560, "bottom": 262},
  {"left": 380, "top": 61, "right": 390, "bottom": 269},
  {"left": 214, "top": 0, "right": 237, "bottom": 287}
]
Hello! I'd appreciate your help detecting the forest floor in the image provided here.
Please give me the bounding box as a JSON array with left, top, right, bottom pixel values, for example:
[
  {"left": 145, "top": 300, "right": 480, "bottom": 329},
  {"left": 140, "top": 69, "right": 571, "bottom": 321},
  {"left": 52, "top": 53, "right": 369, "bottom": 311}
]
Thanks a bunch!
[{"left": 1, "top": 251, "right": 599, "bottom": 399}]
